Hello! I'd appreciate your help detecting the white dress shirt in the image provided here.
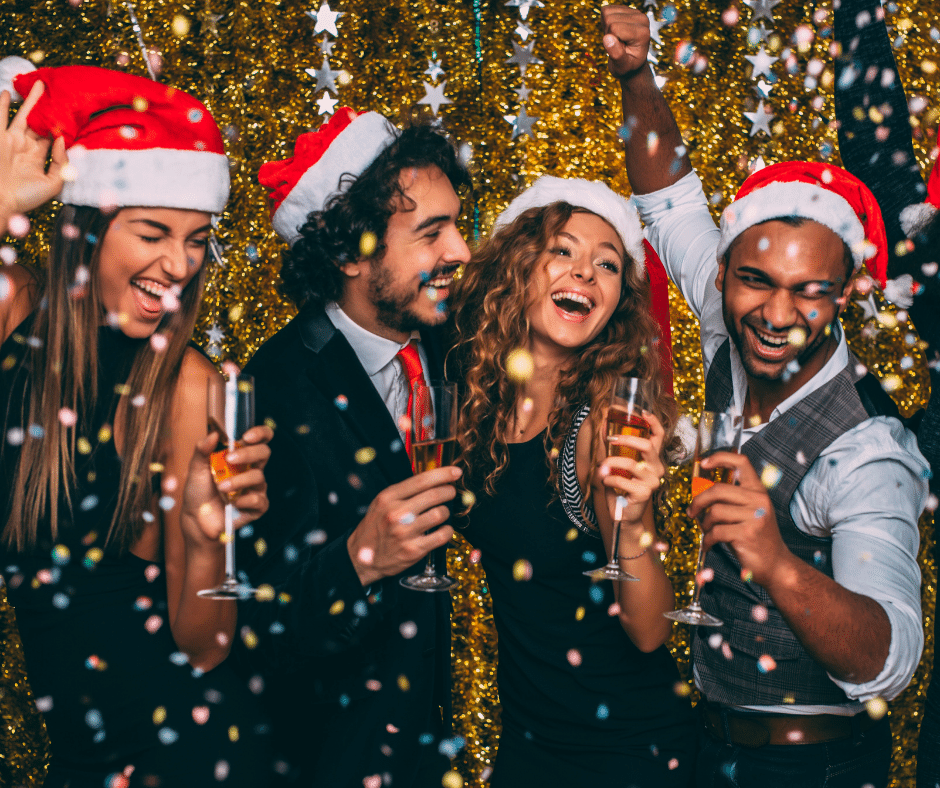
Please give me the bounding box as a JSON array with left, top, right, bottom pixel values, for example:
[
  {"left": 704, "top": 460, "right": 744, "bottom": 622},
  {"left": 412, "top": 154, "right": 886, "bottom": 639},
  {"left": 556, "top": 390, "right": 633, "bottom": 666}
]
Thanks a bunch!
[
  {"left": 325, "top": 302, "right": 431, "bottom": 440},
  {"left": 633, "top": 171, "right": 927, "bottom": 713}
]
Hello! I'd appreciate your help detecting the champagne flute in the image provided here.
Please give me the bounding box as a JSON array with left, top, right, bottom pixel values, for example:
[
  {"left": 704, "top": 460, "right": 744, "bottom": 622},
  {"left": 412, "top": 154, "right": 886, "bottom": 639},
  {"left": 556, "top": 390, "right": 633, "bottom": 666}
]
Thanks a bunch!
[
  {"left": 584, "top": 376, "right": 654, "bottom": 583},
  {"left": 664, "top": 409, "right": 743, "bottom": 626},
  {"left": 198, "top": 373, "right": 258, "bottom": 600},
  {"left": 400, "top": 381, "right": 459, "bottom": 592}
]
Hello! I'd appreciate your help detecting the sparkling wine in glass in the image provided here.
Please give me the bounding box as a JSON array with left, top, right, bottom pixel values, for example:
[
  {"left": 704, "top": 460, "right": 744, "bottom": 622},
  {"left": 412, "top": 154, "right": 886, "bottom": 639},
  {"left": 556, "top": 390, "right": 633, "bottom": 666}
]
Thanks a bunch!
[
  {"left": 584, "top": 376, "right": 654, "bottom": 583},
  {"left": 198, "top": 373, "right": 258, "bottom": 600},
  {"left": 400, "top": 381, "right": 459, "bottom": 592},
  {"left": 664, "top": 409, "right": 742, "bottom": 626}
]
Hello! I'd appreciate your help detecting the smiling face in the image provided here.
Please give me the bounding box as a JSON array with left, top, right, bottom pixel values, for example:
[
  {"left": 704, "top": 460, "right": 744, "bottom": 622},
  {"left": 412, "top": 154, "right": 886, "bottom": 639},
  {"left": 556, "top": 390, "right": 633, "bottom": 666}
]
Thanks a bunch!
[
  {"left": 340, "top": 165, "right": 470, "bottom": 342},
  {"left": 97, "top": 207, "right": 211, "bottom": 338},
  {"left": 525, "top": 211, "right": 626, "bottom": 362},
  {"left": 717, "top": 218, "right": 853, "bottom": 396}
]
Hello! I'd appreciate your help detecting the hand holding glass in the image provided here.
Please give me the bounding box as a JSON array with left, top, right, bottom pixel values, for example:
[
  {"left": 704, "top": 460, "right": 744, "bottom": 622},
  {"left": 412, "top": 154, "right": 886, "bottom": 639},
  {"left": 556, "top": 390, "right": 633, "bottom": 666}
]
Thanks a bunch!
[
  {"left": 663, "top": 409, "right": 742, "bottom": 626},
  {"left": 198, "top": 373, "right": 258, "bottom": 600},
  {"left": 584, "top": 376, "right": 654, "bottom": 583},
  {"left": 400, "top": 381, "right": 459, "bottom": 592}
]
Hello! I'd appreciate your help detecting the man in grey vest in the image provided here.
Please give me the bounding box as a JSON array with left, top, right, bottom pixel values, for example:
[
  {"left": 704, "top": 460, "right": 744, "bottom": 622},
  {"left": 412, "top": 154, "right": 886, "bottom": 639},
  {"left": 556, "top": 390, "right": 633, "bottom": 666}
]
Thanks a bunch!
[{"left": 601, "top": 7, "right": 927, "bottom": 787}]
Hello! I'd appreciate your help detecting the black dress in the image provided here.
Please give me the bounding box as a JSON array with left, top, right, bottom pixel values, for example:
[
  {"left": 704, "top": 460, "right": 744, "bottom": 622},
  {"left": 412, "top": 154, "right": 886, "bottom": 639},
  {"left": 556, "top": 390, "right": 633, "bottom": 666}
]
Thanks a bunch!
[
  {"left": 0, "top": 319, "right": 270, "bottom": 787},
  {"left": 461, "top": 407, "right": 695, "bottom": 786}
]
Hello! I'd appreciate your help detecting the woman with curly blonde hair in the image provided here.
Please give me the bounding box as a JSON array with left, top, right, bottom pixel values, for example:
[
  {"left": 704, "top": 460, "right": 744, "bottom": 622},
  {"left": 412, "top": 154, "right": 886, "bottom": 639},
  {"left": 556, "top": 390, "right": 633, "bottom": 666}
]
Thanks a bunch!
[{"left": 450, "top": 177, "right": 695, "bottom": 785}]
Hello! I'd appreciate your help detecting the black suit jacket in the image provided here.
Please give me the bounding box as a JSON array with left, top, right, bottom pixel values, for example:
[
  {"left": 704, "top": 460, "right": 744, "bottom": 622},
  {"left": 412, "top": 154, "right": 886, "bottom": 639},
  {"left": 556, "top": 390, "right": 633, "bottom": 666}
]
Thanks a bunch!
[{"left": 234, "top": 305, "right": 450, "bottom": 787}]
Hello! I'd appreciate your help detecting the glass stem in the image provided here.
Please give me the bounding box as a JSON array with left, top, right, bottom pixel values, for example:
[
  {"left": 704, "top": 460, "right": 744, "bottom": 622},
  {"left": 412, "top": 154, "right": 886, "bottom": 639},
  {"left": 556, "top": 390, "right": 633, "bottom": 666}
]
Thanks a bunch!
[
  {"left": 609, "top": 495, "right": 627, "bottom": 565},
  {"left": 224, "top": 503, "right": 235, "bottom": 580},
  {"left": 689, "top": 540, "right": 706, "bottom": 609}
]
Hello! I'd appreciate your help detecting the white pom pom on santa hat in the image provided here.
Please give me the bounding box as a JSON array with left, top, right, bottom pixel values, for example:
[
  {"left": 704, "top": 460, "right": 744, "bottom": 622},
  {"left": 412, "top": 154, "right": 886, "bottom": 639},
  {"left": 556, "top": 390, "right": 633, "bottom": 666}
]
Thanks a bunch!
[
  {"left": 0, "top": 56, "right": 36, "bottom": 102},
  {"left": 900, "top": 152, "right": 940, "bottom": 238}
]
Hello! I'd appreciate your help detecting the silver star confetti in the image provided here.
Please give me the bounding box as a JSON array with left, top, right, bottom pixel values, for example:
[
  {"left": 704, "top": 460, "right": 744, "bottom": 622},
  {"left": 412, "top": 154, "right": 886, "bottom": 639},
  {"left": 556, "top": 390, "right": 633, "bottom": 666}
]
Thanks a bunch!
[
  {"left": 647, "top": 11, "right": 665, "bottom": 45},
  {"left": 745, "top": 45, "right": 778, "bottom": 79},
  {"left": 317, "top": 92, "right": 339, "bottom": 115},
  {"left": 504, "top": 105, "right": 537, "bottom": 139},
  {"left": 753, "top": 78, "right": 775, "bottom": 98},
  {"left": 319, "top": 34, "right": 335, "bottom": 56},
  {"left": 424, "top": 59, "right": 445, "bottom": 80},
  {"left": 418, "top": 81, "right": 453, "bottom": 116},
  {"left": 514, "top": 82, "right": 532, "bottom": 102},
  {"left": 506, "top": 40, "right": 542, "bottom": 77},
  {"left": 505, "top": 0, "right": 544, "bottom": 21},
  {"left": 305, "top": 58, "right": 340, "bottom": 93},
  {"left": 743, "top": 99, "right": 774, "bottom": 136},
  {"left": 307, "top": 2, "right": 342, "bottom": 36},
  {"left": 743, "top": 0, "right": 781, "bottom": 23},
  {"left": 515, "top": 20, "right": 534, "bottom": 41},
  {"left": 206, "top": 323, "right": 225, "bottom": 344}
]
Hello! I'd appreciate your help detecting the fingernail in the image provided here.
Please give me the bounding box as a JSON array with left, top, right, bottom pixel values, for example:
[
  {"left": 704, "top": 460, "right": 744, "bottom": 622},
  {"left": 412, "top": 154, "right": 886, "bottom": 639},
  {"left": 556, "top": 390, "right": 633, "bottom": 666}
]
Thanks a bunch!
[
  {"left": 219, "top": 481, "right": 232, "bottom": 492},
  {"left": 451, "top": 467, "right": 462, "bottom": 478}
]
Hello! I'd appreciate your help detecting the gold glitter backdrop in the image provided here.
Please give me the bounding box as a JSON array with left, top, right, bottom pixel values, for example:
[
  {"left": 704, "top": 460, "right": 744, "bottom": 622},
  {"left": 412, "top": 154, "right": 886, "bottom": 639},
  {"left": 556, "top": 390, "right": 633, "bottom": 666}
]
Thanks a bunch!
[{"left": 0, "top": 0, "right": 937, "bottom": 785}]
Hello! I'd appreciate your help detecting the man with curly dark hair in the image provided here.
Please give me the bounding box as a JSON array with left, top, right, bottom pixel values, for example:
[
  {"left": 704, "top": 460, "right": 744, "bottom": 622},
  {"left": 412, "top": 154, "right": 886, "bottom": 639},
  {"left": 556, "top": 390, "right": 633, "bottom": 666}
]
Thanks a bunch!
[{"left": 233, "top": 108, "right": 471, "bottom": 787}]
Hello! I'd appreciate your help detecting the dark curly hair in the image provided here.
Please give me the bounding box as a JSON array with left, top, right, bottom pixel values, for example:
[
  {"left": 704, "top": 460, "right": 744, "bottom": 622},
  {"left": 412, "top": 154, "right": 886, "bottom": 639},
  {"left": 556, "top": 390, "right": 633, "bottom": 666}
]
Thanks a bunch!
[{"left": 279, "top": 121, "right": 472, "bottom": 308}]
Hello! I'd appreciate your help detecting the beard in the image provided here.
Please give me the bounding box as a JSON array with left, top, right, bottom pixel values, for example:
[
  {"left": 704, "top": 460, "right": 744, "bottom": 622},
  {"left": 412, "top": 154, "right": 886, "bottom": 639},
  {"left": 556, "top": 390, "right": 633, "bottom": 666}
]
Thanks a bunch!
[{"left": 368, "top": 259, "right": 447, "bottom": 334}]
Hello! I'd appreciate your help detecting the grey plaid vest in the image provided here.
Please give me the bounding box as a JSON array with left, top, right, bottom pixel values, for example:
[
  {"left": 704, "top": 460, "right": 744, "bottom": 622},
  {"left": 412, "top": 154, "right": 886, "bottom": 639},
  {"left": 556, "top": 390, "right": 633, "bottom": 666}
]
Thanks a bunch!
[{"left": 693, "top": 338, "right": 888, "bottom": 706}]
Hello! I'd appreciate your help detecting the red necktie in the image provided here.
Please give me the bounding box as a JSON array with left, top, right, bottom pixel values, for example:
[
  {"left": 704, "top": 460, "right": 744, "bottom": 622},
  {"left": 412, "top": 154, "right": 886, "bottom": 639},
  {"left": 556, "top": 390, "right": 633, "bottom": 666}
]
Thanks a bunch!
[{"left": 396, "top": 340, "right": 426, "bottom": 459}]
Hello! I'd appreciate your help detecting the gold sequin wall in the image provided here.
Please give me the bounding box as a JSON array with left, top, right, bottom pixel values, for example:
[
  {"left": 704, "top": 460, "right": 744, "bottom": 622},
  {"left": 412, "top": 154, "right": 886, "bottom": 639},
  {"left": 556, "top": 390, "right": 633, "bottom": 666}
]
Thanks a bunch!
[{"left": 1, "top": 0, "right": 938, "bottom": 785}]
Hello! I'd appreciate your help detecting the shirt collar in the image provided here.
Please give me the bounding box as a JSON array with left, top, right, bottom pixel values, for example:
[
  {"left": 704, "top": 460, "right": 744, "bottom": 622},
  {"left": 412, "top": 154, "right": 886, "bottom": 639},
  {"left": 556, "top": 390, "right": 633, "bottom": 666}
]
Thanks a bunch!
[
  {"left": 325, "top": 302, "right": 415, "bottom": 375},
  {"left": 730, "top": 320, "right": 850, "bottom": 427}
]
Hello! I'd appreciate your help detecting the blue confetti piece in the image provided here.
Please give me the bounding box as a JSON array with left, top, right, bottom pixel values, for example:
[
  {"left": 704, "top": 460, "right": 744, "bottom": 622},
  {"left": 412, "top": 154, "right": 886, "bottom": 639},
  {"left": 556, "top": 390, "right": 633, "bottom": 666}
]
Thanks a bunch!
[
  {"left": 269, "top": 621, "right": 285, "bottom": 635},
  {"left": 353, "top": 600, "right": 368, "bottom": 617},
  {"left": 420, "top": 271, "right": 431, "bottom": 283},
  {"left": 158, "top": 727, "right": 179, "bottom": 745},
  {"left": 581, "top": 551, "right": 597, "bottom": 563},
  {"left": 754, "top": 508, "right": 766, "bottom": 518},
  {"left": 28, "top": 424, "right": 44, "bottom": 439},
  {"left": 85, "top": 709, "right": 103, "bottom": 729},
  {"left": 52, "top": 593, "right": 69, "bottom": 609},
  {"left": 79, "top": 495, "right": 98, "bottom": 512},
  {"left": 85, "top": 233, "right": 97, "bottom": 245},
  {"left": 334, "top": 395, "right": 348, "bottom": 411},
  {"left": 169, "top": 652, "right": 189, "bottom": 666},
  {"left": 246, "top": 244, "right": 259, "bottom": 262},
  {"left": 596, "top": 703, "right": 609, "bottom": 720},
  {"left": 589, "top": 585, "right": 604, "bottom": 604},
  {"left": 438, "top": 735, "right": 466, "bottom": 758},
  {"left": 419, "top": 732, "right": 434, "bottom": 745},
  {"left": 390, "top": 439, "right": 404, "bottom": 453},
  {"left": 284, "top": 545, "right": 298, "bottom": 562},
  {"left": 93, "top": 730, "right": 106, "bottom": 743},
  {"left": 339, "top": 694, "right": 350, "bottom": 708},
  {"left": 662, "top": 4, "right": 676, "bottom": 22}
]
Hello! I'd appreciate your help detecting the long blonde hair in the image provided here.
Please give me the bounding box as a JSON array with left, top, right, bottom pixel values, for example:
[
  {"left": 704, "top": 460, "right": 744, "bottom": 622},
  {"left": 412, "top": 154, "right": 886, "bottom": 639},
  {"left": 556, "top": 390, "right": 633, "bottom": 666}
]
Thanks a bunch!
[
  {"left": 451, "top": 202, "right": 676, "bottom": 500},
  {"left": 3, "top": 205, "right": 206, "bottom": 553}
]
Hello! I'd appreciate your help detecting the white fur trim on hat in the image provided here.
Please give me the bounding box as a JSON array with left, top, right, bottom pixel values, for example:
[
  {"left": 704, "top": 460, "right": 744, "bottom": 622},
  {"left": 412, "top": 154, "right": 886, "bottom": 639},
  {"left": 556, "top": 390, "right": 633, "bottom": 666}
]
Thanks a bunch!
[
  {"left": 59, "top": 147, "right": 230, "bottom": 213},
  {"left": 717, "top": 181, "right": 868, "bottom": 267},
  {"left": 491, "top": 176, "right": 646, "bottom": 271},
  {"left": 0, "top": 56, "right": 36, "bottom": 102},
  {"left": 273, "top": 112, "right": 399, "bottom": 245}
]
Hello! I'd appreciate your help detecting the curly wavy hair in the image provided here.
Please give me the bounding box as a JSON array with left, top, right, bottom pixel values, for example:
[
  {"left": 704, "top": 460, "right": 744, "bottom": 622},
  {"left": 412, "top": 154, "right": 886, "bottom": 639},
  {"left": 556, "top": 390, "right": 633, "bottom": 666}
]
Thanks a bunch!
[
  {"left": 279, "top": 121, "right": 472, "bottom": 308},
  {"left": 450, "top": 202, "right": 677, "bottom": 506}
]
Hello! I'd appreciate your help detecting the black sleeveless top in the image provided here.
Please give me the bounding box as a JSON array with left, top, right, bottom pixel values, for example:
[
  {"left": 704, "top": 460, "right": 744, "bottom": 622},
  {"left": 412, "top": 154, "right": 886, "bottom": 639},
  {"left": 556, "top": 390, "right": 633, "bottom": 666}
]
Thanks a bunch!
[
  {"left": 0, "top": 316, "right": 269, "bottom": 787},
  {"left": 461, "top": 408, "right": 694, "bottom": 756}
]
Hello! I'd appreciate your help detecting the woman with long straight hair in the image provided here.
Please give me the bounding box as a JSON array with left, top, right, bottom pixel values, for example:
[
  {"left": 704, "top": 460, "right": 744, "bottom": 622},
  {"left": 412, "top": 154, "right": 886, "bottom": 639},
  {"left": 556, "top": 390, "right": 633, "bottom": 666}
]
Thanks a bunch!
[
  {"left": 451, "top": 178, "right": 695, "bottom": 785},
  {"left": 0, "top": 62, "right": 272, "bottom": 786}
]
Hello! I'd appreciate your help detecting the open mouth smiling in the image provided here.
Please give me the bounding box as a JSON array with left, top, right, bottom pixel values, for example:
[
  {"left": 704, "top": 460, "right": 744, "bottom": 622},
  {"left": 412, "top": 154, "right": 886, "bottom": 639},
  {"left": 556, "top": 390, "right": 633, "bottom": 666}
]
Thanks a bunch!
[
  {"left": 551, "top": 289, "right": 596, "bottom": 320},
  {"left": 748, "top": 324, "right": 791, "bottom": 358}
]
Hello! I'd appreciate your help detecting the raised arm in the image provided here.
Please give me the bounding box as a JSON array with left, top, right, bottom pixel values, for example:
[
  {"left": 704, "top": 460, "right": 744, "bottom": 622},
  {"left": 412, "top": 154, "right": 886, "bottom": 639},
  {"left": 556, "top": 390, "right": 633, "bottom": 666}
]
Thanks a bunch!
[
  {"left": 601, "top": 4, "right": 691, "bottom": 194},
  {"left": 0, "top": 81, "right": 67, "bottom": 233}
]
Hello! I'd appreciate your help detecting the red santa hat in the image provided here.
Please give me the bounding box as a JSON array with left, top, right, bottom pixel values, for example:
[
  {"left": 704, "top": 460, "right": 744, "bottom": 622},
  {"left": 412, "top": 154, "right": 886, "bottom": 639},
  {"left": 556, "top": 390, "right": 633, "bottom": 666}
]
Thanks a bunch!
[
  {"left": 900, "top": 152, "right": 940, "bottom": 237},
  {"left": 716, "top": 161, "right": 888, "bottom": 289},
  {"left": 492, "top": 176, "right": 674, "bottom": 393},
  {"left": 1, "top": 58, "right": 229, "bottom": 213},
  {"left": 259, "top": 108, "right": 399, "bottom": 245}
]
